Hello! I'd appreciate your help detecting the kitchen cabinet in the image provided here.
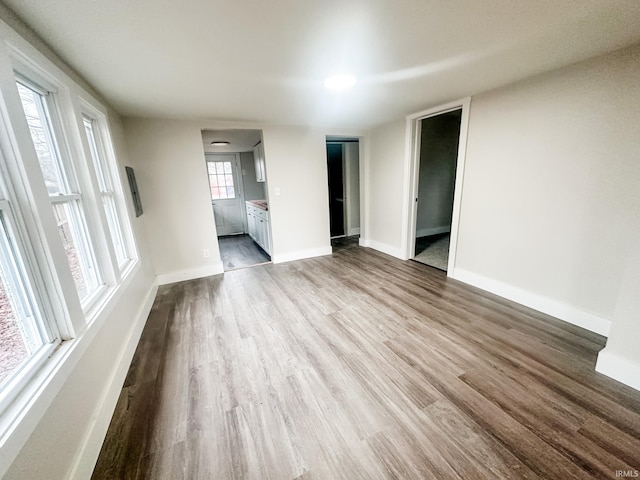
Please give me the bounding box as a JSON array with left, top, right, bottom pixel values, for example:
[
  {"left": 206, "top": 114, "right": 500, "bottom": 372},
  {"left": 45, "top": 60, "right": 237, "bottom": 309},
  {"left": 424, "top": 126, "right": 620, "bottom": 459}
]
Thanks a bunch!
[
  {"left": 245, "top": 201, "right": 271, "bottom": 255},
  {"left": 253, "top": 141, "right": 266, "bottom": 182}
]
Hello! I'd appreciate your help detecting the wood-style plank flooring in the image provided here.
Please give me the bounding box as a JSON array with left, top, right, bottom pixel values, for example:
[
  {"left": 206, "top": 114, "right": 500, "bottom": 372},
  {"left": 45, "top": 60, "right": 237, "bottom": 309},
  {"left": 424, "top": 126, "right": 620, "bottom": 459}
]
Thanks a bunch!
[
  {"left": 218, "top": 234, "right": 270, "bottom": 271},
  {"left": 92, "top": 237, "right": 640, "bottom": 479}
]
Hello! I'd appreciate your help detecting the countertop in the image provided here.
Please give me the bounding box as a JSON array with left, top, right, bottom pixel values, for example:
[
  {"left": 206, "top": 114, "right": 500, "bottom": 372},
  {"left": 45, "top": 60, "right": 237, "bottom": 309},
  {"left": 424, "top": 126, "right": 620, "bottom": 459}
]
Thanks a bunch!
[{"left": 246, "top": 199, "right": 268, "bottom": 211}]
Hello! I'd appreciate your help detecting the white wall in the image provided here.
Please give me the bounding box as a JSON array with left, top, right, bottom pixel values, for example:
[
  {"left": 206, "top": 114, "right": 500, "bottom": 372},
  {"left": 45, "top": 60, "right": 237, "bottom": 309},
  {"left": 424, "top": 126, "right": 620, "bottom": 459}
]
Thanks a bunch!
[
  {"left": 123, "top": 118, "right": 223, "bottom": 284},
  {"left": 362, "top": 119, "right": 406, "bottom": 258},
  {"left": 123, "top": 119, "right": 334, "bottom": 275},
  {"left": 240, "top": 151, "right": 265, "bottom": 201},
  {"left": 596, "top": 237, "right": 640, "bottom": 391},
  {"left": 455, "top": 44, "right": 640, "bottom": 337},
  {"left": 260, "top": 125, "right": 332, "bottom": 263}
]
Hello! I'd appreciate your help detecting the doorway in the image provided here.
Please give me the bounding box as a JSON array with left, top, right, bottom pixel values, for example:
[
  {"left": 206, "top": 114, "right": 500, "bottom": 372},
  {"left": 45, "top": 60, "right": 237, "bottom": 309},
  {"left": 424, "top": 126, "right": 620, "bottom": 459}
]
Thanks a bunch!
[
  {"left": 201, "top": 129, "right": 272, "bottom": 271},
  {"left": 206, "top": 153, "right": 245, "bottom": 236},
  {"left": 325, "top": 137, "right": 361, "bottom": 241},
  {"left": 413, "top": 110, "right": 462, "bottom": 271},
  {"left": 404, "top": 98, "right": 471, "bottom": 275}
]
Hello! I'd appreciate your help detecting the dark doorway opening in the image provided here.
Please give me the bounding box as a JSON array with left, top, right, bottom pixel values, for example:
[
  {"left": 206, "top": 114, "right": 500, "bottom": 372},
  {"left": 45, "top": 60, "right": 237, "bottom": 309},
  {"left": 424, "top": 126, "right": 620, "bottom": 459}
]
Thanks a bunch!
[
  {"left": 326, "top": 143, "right": 345, "bottom": 238},
  {"left": 413, "top": 109, "right": 462, "bottom": 271}
]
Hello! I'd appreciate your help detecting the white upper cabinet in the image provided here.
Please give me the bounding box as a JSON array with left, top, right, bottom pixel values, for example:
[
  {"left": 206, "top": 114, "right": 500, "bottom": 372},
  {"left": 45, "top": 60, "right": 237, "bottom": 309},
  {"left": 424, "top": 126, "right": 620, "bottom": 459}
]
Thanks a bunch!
[{"left": 253, "top": 142, "right": 266, "bottom": 182}]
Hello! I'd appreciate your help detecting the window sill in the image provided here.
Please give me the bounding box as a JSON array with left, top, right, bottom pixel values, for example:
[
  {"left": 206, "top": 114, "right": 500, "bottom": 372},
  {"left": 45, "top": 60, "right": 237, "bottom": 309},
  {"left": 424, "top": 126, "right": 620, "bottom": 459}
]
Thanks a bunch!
[{"left": 0, "top": 259, "right": 145, "bottom": 477}]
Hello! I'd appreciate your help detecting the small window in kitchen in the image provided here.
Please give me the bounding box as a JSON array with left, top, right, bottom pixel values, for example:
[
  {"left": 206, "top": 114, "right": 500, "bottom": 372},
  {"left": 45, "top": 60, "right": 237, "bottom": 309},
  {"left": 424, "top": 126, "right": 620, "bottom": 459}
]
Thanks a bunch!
[{"left": 207, "top": 161, "right": 235, "bottom": 200}]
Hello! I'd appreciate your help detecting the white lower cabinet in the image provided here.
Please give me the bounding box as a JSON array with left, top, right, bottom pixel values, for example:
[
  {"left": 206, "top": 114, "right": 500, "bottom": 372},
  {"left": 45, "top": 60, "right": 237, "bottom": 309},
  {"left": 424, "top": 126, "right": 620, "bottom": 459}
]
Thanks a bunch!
[{"left": 246, "top": 202, "right": 271, "bottom": 255}]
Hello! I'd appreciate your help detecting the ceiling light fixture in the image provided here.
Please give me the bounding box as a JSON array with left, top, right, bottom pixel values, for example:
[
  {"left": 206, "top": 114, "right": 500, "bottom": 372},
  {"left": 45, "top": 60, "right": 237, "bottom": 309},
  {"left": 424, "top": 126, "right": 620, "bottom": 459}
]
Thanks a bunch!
[
  {"left": 324, "top": 74, "right": 357, "bottom": 90},
  {"left": 211, "top": 141, "right": 230, "bottom": 146}
]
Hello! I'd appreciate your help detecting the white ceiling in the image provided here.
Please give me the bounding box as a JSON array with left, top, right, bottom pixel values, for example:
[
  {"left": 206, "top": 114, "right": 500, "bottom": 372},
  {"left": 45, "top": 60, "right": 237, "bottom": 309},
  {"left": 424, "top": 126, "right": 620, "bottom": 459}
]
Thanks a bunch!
[
  {"left": 5, "top": 0, "right": 640, "bottom": 129},
  {"left": 201, "top": 129, "right": 262, "bottom": 154}
]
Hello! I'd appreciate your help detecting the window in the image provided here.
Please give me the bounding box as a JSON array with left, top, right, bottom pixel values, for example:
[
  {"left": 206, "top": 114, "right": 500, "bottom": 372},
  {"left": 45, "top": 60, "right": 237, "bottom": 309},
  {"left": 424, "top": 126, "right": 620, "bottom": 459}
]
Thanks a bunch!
[
  {"left": 82, "top": 116, "right": 129, "bottom": 268},
  {"left": 207, "top": 161, "right": 235, "bottom": 200},
  {"left": 0, "top": 34, "right": 141, "bottom": 457},
  {"left": 0, "top": 198, "right": 57, "bottom": 401},
  {"left": 16, "top": 80, "right": 102, "bottom": 304}
]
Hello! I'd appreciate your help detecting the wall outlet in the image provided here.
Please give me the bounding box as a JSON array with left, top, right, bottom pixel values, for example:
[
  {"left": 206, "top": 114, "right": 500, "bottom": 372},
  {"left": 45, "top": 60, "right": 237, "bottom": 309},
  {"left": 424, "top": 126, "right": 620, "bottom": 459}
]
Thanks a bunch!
[
  {"left": 203, "top": 249, "right": 210, "bottom": 258},
  {"left": 274, "top": 187, "right": 281, "bottom": 196}
]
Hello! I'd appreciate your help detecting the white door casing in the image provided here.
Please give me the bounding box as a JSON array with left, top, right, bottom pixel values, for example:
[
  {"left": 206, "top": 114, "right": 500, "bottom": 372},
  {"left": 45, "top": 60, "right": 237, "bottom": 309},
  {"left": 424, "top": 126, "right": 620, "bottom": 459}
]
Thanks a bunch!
[
  {"left": 206, "top": 153, "right": 245, "bottom": 236},
  {"left": 402, "top": 98, "right": 471, "bottom": 275}
]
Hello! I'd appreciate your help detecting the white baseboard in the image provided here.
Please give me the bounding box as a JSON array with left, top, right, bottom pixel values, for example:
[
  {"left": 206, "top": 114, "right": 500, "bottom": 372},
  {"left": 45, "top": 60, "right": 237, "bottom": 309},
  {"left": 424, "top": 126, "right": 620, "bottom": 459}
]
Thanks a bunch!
[
  {"left": 67, "top": 279, "right": 159, "bottom": 479},
  {"left": 452, "top": 268, "right": 611, "bottom": 336},
  {"left": 416, "top": 225, "right": 450, "bottom": 238},
  {"left": 156, "top": 262, "right": 224, "bottom": 285},
  {"left": 272, "top": 246, "right": 333, "bottom": 264},
  {"left": 360, "top": 238, "right": 405, "bottom": 260},
  {"left": 596, "top": 348, "right": 640, "bottom": 392},
  {"left": 347, "top": 227, "right": 361, "bottom": 236}
]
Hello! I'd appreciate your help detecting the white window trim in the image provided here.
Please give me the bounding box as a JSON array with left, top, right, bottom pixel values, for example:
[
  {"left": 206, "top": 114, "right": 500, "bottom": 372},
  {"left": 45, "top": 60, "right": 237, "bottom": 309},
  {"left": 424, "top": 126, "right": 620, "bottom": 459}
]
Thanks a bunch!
[
  {"left": 78, "top": 97, "right": 138, "bottom": 273},
  {"left": 12, "top": 59, "right": 111, "bottom": 314},
  {"left": 0, "top": 19, "right": 144, "bottom": 476}
]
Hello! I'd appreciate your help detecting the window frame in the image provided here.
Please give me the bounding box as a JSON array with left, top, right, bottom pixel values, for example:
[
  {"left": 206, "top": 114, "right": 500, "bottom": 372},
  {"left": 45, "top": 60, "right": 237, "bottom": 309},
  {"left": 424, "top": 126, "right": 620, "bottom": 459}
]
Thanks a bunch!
[
  {"left": 13, "top": 69, "right": 108, "bottom": 311},
  {"left": 0, "top": 149, "right": 61, "bottom": 417},
  {"left": 0, "top": 24, "right": 144, "bottom": 476},
  {"left": 79, "top": 106, "right": 135, "bottom": 274},
  {"left": 207, "top": 159, "right": 237, "bottom": 200}
]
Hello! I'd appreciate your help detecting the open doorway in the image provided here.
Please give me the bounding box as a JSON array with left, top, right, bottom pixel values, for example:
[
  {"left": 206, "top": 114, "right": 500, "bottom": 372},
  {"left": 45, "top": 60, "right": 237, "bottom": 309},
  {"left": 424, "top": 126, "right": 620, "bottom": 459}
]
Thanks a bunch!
[
  {"left": 201, "top": 129, "right": 272, "bottom": 271},
  {"left": 404, "top": 98, "right": 471, "bottom": 274},
  {"left": 413, "top": 110, "right": 462, "bottom": 271},
  {"left": 326, "top": 137, "right": 360, "bottom": 243}
]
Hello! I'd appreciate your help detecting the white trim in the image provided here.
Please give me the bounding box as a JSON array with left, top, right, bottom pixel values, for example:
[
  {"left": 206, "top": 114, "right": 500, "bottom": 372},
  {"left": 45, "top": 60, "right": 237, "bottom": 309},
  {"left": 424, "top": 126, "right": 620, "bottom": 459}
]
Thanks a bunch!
[
  {"left": 347, "top": 227, "right": 361, "bottom": 236},
  {"left": 402, "top": 98, "right": 471, "bottom": 270},
  {"left": 67, "top": 279, "right": 158, "bottom": 479},
  {"left": 156, "top": 262, "right": 224, "bottom": 285},
  {"left": 359, "top": 137, "right": 368, "bottom": 246},
  {"left": 360, "top": 238, "right": 404, "bottom": 259},
  {"left": 595, "top": 348, "right": 640, "bottom": 392},
  {"left": 0, "top": 263, "right": 147, "bottom": 479},
  {"left": 416, "top": 225, "right": 451, "bottom": 238},
  {"left": 453, "top": 267, "right": 611, "bottom": 336},
  {"left": 272, "top": 246, "right": 332, "bottom": 264}
]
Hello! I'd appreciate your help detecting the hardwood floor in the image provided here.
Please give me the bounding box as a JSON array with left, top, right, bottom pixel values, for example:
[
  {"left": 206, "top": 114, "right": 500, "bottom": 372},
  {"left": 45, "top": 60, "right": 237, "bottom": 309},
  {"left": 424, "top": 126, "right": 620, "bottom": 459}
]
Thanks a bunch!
[
  {"left": 218, "top": 234, "right": 270, "bottom": 271},
  {"left": 92, "top": 238, "right": 640, "bottom": 479}
]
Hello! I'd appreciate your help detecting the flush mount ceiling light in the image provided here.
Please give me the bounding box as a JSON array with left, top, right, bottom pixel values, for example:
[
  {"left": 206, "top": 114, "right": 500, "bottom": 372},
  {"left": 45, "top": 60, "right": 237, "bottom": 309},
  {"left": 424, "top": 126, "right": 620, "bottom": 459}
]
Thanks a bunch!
[
  {"left": 324, "top": 74, "right": 357, "bottom": 90},
  {"left": 211, "top": 141, "right": 230, "bottom": 146}
]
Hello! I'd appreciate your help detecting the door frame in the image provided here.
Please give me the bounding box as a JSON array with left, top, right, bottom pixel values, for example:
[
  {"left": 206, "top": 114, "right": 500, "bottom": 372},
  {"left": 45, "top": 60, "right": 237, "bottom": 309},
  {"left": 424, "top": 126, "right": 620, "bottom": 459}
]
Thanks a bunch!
[
  {"left": 402, "top": 98, "right": 471, "bottom": 275},
  {"left": 325, "top": 136, "right": 363, "bottom": 242},
  {"left": 205, "top": 152, "right": 246, "bottom": 235},
  {"left": 326, "top": 141, "right": 348, "bottom": 239}
]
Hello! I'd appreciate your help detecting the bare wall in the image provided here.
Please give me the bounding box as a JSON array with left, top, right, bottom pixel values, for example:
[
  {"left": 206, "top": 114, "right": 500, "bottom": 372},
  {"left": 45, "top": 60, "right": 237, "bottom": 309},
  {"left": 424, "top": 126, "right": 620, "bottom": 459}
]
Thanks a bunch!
[
  {"left": 456, "top": 44, "right": 640, "bottom": 325},
  {"left": 364, "top": 119, "right": 406, "bottom": 257},
  {"left": 240, "top": 151, "right": 265, "bottom": 201}
]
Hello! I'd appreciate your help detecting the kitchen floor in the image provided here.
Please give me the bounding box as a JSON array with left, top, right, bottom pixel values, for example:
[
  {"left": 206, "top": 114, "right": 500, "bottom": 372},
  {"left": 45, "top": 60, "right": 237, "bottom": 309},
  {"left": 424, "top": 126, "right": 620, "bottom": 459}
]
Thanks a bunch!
[{"left": 218, "top": 234, "right": 270, "bottom": 271}]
